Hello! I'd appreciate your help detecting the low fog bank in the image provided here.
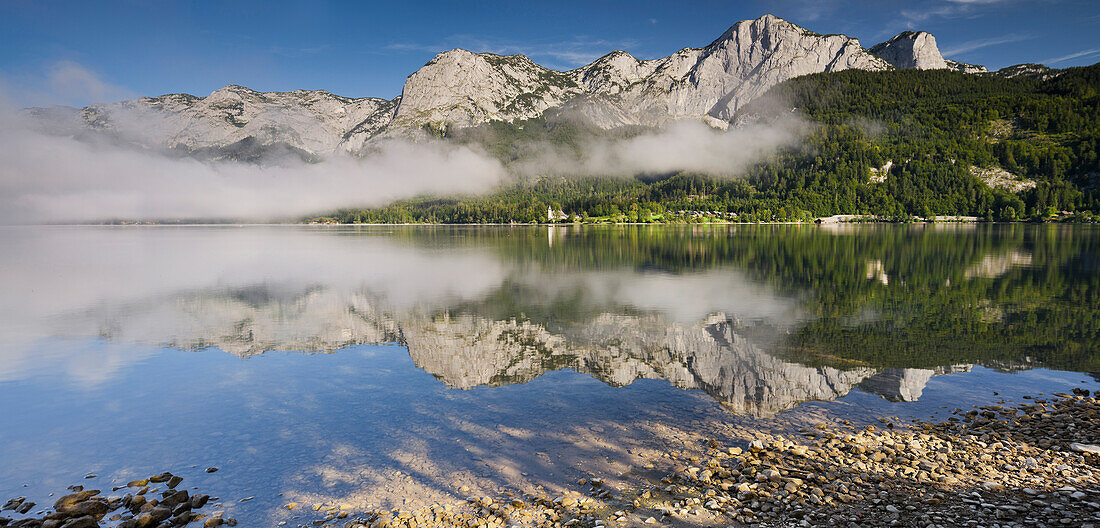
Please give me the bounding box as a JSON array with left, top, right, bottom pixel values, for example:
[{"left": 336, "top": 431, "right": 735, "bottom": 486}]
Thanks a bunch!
[
  {"left": 1, "top": 99, "right": 807, "bottom": 224},
  {"left": 514, "top": 117, "right": 807, "bottom": 178},
  {"left": 0, "top": 104, "right": 507, "bottom": 224}
]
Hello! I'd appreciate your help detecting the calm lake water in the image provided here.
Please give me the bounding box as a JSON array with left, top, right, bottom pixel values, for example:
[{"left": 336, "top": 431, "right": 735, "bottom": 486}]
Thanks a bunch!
[{"left": 1, "top": 224, "right": 1097, "bottom": 523}]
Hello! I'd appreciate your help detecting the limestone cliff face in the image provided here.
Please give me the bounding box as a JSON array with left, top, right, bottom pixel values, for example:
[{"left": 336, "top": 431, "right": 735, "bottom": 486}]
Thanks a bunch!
[
  {"left": 945, "top": 59, "right": 989, "bottom": 74},
  {"left": 397, "top": 15, "right": 889, "bottom": 128},
  {"left": 390, "top": 50, "right": 584, "bottom": 130},
  {"left": 26, "top": 17, "right": 1015, "bottom": 160},
  {"left": 870, "top": 31, "right": 948, "bottom": 70},
  {"left": 992, "top": 63, "right": 1062, "bottom": 80},
  {"left": 33, "top": 85, "right": 399, "bottom": 159},
  {"left": 588, "top": 15, "right": 889, "bottom": 122},
  {"left": 28, "top": 15, "right": 901, "bottom": 157}
]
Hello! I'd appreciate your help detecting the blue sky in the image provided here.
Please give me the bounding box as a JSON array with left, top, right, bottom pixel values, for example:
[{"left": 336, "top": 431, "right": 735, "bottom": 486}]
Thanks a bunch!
[{"left": 2, "top": 0, "right": 1098, "bottom": 107}]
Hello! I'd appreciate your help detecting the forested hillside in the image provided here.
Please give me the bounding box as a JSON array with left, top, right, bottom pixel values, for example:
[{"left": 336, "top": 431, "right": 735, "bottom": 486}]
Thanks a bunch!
[{"left": 313, "top": 64, "right": 1099, "bottom": 224}]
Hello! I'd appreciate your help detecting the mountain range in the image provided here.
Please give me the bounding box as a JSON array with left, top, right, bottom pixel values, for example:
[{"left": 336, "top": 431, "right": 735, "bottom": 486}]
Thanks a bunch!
[{"left": 24, "top": 15, "right": 1061, "bottom": 161}]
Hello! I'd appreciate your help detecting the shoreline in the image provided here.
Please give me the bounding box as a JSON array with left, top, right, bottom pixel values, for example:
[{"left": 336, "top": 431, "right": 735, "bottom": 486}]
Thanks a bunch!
[
  {"left": 4, "top": 392, "right": 1097, "bottom": 528},
  {"left": 12, "top": 220, "right": 1087, "bottom": 228}
]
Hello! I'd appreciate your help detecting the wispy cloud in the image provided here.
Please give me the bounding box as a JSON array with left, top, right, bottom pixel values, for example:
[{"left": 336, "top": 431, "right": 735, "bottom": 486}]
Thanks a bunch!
[
  {"left": 0, "top": 60, "right": 135, "bottom": 108},
  {"left": 900, "top": 6, "right": 958, "bottom": 25},
  {"left": 940, "top": 34, "right": 1033, "bottom": 56},
  {"left": 1041, "top": 47, "right": 1100, "bottom": 64},
  {"left": 269, "top": 44, "right": 330, "bottom": 58},
  {"left": 49, "top": 61, "right": 134, "bottom": 105},
  {"left": 901, "top": 0, "right": 1007, "bottom": 25},
  {"left": 382, "top": 35, "right": 640, "bottom": 70},
  {"left": 788, "top": 0, "right": 842, "bottom": 23}
]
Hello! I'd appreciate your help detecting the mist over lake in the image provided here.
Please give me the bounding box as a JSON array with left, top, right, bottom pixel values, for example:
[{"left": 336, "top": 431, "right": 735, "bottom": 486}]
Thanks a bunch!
[{"left": 1, "top": 224, "right": 1096, "bottom": 526}]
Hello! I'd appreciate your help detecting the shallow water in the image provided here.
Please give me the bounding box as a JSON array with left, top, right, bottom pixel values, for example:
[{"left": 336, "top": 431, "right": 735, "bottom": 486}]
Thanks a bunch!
[{"left": 0, "top": 224, "right": 1097, "bottom": 523}]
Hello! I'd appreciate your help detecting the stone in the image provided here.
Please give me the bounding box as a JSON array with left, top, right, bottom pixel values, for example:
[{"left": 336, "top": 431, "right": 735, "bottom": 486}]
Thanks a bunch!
[
  {"left": 59, "top": 517, "right": 96, "bottom": 528},
  {"left": 148, "top": 507, "right": 171, "bottom": 522},
  {"left": 191, "top": 494, "right": 209, "bottom": 509},
  {"left": 134, "top": 513, "right": 159, "bottom": 528},
  {"left": 869, "top": 31, "right": 948, "bottom": 70},
  {"left": 26, "top": 15, "right": 901, "bottom": 158},
  {"left": 64, "top": 501, "right": 107, "bottom": 520},
  {"left": 54, "top": 491, "right": 100, "bottom": 513}
]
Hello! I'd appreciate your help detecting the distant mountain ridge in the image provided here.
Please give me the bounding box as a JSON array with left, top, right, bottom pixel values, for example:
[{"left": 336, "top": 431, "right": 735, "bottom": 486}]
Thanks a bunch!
[{"left": 24, "top": 14, "right": 1059, "bottom": 160}]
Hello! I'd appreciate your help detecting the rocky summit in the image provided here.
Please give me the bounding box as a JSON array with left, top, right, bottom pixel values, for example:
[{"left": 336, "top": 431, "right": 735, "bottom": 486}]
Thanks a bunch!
[
  {"left": 869, "top": 31, "right": 948, "bottom": 70},
  {"left": 394, "top": 14, "right": 890, "bottom": 131},
  {"left": 25, "top": 15, "right": 1006, "bottom": 160}
]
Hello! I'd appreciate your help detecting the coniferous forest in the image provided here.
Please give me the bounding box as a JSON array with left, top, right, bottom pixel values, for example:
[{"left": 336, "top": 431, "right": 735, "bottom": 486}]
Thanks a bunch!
[{"left": 312, "top": 64, "right": 1099, "bottom": 224}]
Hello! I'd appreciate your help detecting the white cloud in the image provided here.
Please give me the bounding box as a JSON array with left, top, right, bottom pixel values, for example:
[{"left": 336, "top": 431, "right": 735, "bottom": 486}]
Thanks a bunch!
[
  {"left": 901, "top": 0, "right": 1006, "bottom": 25},
  {"left": 0, "top": 60, "right": 136, "bottom": 108},
  {"left": 1041, "top": 47, "right": 1100, "bottom": 64},
  {"left": 940, "top": 34, "right": 1032, "bottom": 56},
  {"left": 46, "top": 60, "right": 135, "bottom": 104}
]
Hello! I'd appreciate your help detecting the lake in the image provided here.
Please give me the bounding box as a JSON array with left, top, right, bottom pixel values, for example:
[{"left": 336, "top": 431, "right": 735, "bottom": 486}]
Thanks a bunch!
[{"left": 0, "top": 224, "right": 1097, "bottom": 525}]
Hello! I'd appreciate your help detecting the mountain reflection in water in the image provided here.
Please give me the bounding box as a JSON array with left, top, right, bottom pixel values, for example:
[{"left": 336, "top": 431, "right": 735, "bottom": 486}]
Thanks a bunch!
[{"left": 0, "top": 224, "right": 1095, "bottom": 416}]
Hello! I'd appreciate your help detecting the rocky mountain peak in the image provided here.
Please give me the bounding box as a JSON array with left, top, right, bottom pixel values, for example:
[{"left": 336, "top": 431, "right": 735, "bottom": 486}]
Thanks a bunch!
[
  {"left": 212, "top": 84, "right": 254, "bottom": 93},
  {"left": 389, "top": 48, "right": 582, "bottom": 131},
  {"left": 24, "top": 14, "right": 1000, "bottom": 160},
  {"left": 945, "top": 59, "right": 989, "bottom": 74},
  {"left": 710, "top": 13, "right": 798, "bottom": 45},
  {"left": 571, "top": 50, "right": 655, "bottom": 94},
  {"left": 385, "top": 13, "right": 893, "bottom": 132},
  {"left": 993, "top": 63, "right": 1061, "bottom": 80},
  {"left": 870, "top": 31, "right": 948, "bottom": 70}
]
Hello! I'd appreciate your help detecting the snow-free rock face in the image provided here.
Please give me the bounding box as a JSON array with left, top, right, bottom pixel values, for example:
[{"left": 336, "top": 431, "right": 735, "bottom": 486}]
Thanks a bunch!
[
  {"left": 992, "top": 63, "right": 1062, "bottom": 80},
  {"left": 581, "top": 14, "right": 890, "bottom": 122},
  {"left": 27, "top": 15, "right": 1008, "bottom": 159},
  {"left": 945, "top": 59, "right": 989, "bottom": 74},
  {"left": 395, "top": 15, "right": 890, "bottom": 129},
  {"left": 28, "top": 15, "right": 896, "bottom": 156},
  {"left": 391, "top": 50, "right": 583, "bottom": 130},
  {"left": 27, "top": 85, "right": 399, "bottom": 160},
  {"left": 870, "top": 31, "right": 948, "bottom": 70}
]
